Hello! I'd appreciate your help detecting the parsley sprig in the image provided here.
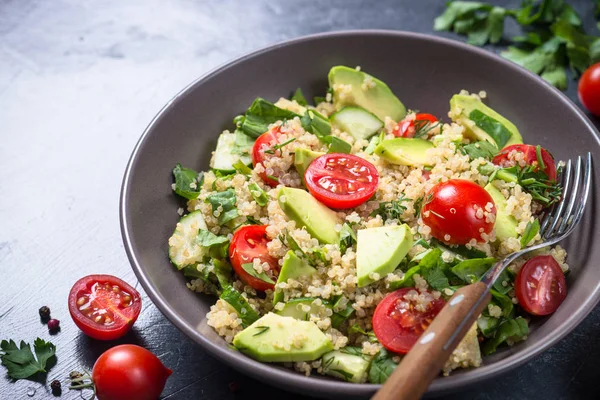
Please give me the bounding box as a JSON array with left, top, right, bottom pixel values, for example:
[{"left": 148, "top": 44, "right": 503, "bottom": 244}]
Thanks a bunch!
[
  {"left": 370, "top": 196, "right": 411, "bottom": 221},
  {"left": 0, "top": 338, "right": 56, "bottom": 380}
]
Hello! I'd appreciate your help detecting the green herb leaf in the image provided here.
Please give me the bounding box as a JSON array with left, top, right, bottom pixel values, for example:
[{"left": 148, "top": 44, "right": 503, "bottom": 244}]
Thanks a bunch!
[
  {"left": 291, "top": 88, "right": 308, "bottom": 106},
  {"left": 482, "top": 316, "right": 529, "bottom": 355},
  {"left": 172, "top": 164, "right": 202, "bottom": 200},
  {"left": 205, "top": 189, "right": 239, "bottom": 225},
  {"left": 451, "top": 257, "right": 496, "bottom": 283},
  {"left": 197, "top": 229, "right": 230, "bottom": 259},
  {"left": 264, "top": 138, "right": 297, "bottom": 155},
  {"left": 459, "top": 140, "right": 498, "bottom": 160},
  {"left": 434, "top": 2, "right": 508, "bottom": 46},
  {"left": 252, "top": 326, "right": 270, "bottom": 336},
  {"left": 241, "top": 263, "right": 275, "bottom": 284},
  {"left": 521, "top": 219, "right": 540, "bottom": 247},
  {"left": 370, "top": 197, "right": 410, "bottom": 222},
  {"left": 339, "top": 223, "right": 357, "bottom": 254},
  {"left": 300, "top": 109, "right": 332, "bottom": 140},
  {"left": 248, "top": 183, "right": 269, "bottom": 206},
  {"left": 0, "top": 338, "right": 56, "bottom": 380},
  {"left": 490, "top": 289, "right": 514, "bottom": 317},
  {"left": 232, "top": 160, "right": 253, "bottom": 176},
  {"left": 238, "top": 98, "right": 299, "bottom": 138},
  {"left": 328, "top": 136, "right": 352, "bottom": 154},
  {"left": 220, "top": 285, "right": 260, "bottom": 327},
  {"left": 368, "top": 348, "right": 398, "bottom": 384},
  {"left": 231, "top": 129, "right": 255, "bottom": 156},
  {"left": 330, "top": 368, "right": 354, "bottom": 381},
  {"left": 339, "top": 346, "right": 365, "bottom": 357}
]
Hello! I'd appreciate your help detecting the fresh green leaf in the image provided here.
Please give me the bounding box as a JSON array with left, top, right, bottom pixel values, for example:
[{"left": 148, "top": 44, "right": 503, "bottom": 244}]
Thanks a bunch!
[
  {"left": 331, "top": 304, "right": 355, "bottom": 329},
  {"left": 413, "top": 196, "right": 424, "bottom": 217},
  {"left": 430, "top": 238, "right": 488, "bottom": 259},
  {"left": 339, "top": 346, "right": 366, "bottom": 357},
  {"left": 232, "top": 160, "right": 253, "bottom": 176},
  {"left": 477, "top": 315, "right": 500, "bottom": 337},
  {"left": 468, "top": 109, "right": 513, "bottom": 149},
  {"left": 231, "top": 129, "right": 255, "bottom": 156},
  {"left": 348, "top": 324, "right": 378, "bottom": 342},
  {"left": 328, "top": 136, "right": 352, "bottom": 154},
  {"left": 482, "top": 316, "right": 529, "bottom": 355},
  {"left": 495, "top": 165, "right": 562, "bottom": 206},
  {"left": 220, "top": 285, "right": 260, "bottom": 327},
  {"left": 492, "top": 269, "right": 513, "bottom": 295},
  {"left": 370, "top": 197, "right": 410, "bottom": 222},
  {"left": 389, "top": 265, "right": 421, "bottom": 290},
  {"left": 241, "top": 263, "right": 275, "bottom": 284},
  {"left": 263, "top": 138, "right": 297, "bottom": 155},
  {"left": 205, "top": 189, "right": 239, "bottom": 225},
  {"left": 423, "top": 266, "right": 451, "bottom": 291},
  {"left": 291, "top": 88, "right": 308, "bottom": 106},
  {"left": 0, "top": 338, "right": 56, "bottom": 380},
  {"left": 451, "top": 257, "right": 496, "bottom": 283},
  {"left": 172, "top": 164, "right": 202, "bottom": 200},
  {"left": 434, "top": 2, "right": 508, "bottom": 46},
  {"left": 238, "top": 98, "right": 299, "bottom": 138},
  {"left": 459, "top": 140, "right": 498, "bottom": 160},
  {"left": 248, "top": 183, "right": 269, "bottom": 206},
  {"left": 490, "top": 289, "right": 514, "bottom": 318},
  {"left": 339, "top": 223, "right": 357, "bottom": 254},
  {"left": 368, "top": 348, "right": 398, "bottom": 384},
  {"left": 300, "top": 109, "right": 332, "bottom": 140},
  {"left": 197, "top": 229, "right": 230, "bottom": 259},
  {"left": 390, "top": 248, "right": 443, "bottom": 290},
  {"left": 521, "top": 219, "right": 540, "bottom": 247}
]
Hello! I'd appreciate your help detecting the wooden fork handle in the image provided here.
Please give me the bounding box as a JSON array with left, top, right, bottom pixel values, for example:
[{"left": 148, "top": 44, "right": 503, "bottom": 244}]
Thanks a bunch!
[{"left": 372, "top": 282, "right": 491, "bottom": 400}]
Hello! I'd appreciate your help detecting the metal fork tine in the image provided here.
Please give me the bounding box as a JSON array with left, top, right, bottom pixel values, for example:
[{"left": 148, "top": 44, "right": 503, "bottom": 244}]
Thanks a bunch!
[
  {"left": 557, "top": 157, "right": 582, "bottom": 235},
  {"left": 540, "top": 159, "right": 571, "bottom": 238},
  {"left": 568, "top": 152, "right": 593, "bottom": 231}
]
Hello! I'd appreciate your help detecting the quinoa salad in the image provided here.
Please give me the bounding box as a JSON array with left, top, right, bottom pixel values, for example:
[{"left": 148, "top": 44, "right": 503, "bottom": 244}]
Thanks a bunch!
[{"left": 167, "top": 66, "right": 567, "bottom": 383}]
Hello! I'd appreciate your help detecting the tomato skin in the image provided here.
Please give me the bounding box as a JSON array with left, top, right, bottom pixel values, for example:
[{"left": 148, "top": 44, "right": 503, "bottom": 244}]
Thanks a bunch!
[
  {"left": 578, "top": 63, "right": 600, "bottom": 117},
  {"left": 372, "top": 288, "right": 446, "bottom": 354},
  {"left": 92, "top": 345, "right": 172, "bottom": 400},
  {"left": 492, "top": 144, "right": 557, "bottom": 181},
  {"left": 304, "top": 153, "right": 379, "bottom": 209},
  {"left": 252, "top": 127, "right": 282, "bottom": 187},
  {"left": 392, "top": 113, "right": 438, "bottom": 138},
  {"left": 421, "top": 179, "right": 496, "bottom": 245},
  {"left": 229, "top": 225, "right": 279, "bottom": 291},
  {"left": 68, "top": 275, "right": 142, "bottom": 341},
  {"left": 515, "top": 255, "right": 567, "bottom": 316}
]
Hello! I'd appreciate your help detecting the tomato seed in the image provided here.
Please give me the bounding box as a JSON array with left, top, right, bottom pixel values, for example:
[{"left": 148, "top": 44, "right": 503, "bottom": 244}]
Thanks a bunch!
[
  {"left": 77, "top": 296, "right": 86, "bottom": 306},
  {"left": 112, "top": 285, "right": 120, "bottom": 293}
]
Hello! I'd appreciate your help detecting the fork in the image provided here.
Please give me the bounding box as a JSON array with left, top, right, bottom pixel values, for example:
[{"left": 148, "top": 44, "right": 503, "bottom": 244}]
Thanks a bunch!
[{"left": 373, "top": 153, "right": 593, "bottom": 400}]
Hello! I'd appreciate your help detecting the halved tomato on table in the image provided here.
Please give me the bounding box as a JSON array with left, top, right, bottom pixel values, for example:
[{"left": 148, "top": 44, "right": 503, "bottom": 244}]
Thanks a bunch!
[
  {"left": 392, "top": 113, "right": 438, "bottom": 138},
  {"left": 252, "top": 126, "right": 284, "bottom": 187},
  {"left": 373, "top": 287, "right": 446, "bottom": 354},
  {"left": 492, "top": 144, "right": 557, "bottom": 181},
  {"left": 68, "top": 275, "right": 142, "bottom": 340},
  {"left": 515, "top": 255, "right": 567, "bottom": 316},
  {"left": 229, "top": 225, "right": 280, "bottom": 291},
  {"left": 304, "top": 153, "right": 379, "bottom": 209}
]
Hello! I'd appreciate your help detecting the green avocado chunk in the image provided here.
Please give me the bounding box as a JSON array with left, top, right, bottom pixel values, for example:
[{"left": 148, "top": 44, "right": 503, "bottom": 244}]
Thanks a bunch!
[
  {"left": 484, "top": 183, "right": 518, "bottom": 241},
  {"left": 278, "top": 187, "right": 341, "bottom": 244},
  {"left": 450, "top": 94, "right": 523, "bottom": 149},
  {"left": 322, "top": 348, "right": 372, "bottom": 383},
  {"left": 328, "top": 66, "right": 406, "bottom": 121},
  {"left": 233, "top": 312, "right": 333, "bottom": 362},
  {"left": 294, "top": 148, "right": 325, "bottom": 183},
  {"left": 273, "top": 251, "right": 317, "bottom": 304},
  {"left": 356, "top": 224, "right": 413, "bottom": 287},
  {"left": 374, "top": 138, "right": 434, "bottom": 166}
]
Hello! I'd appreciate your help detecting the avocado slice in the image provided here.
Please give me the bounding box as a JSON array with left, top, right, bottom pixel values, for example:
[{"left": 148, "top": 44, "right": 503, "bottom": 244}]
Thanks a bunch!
[
  {"left": 328, "top": 66, "right": 406, "bottom": 121},
  {"left": 294, "top": 148, "right": 325, "bottom": 183},
  {"left": 278, "top": 187, "right": 341, "bottom": 244},
  {"left": 374, "top": 138, "right": 434, "bottom": 166},
  {"left": 484, "top": 183, "right": 518, "bottom": 241},
  {"left": 356, "top": 224, "right": 413, "bottom": 287},
  {"left": 273, "top": 251, "right": 317, "bottom": 304},
  {"left": 233, "top": 312, "right": 333, "bottom": 362},
  {"left": 450, "top": 94, "right": 523, "bottom": 149},
  {"left": 322, "top": 348, "right": 372, "bottom": 383},
  {"left": 276, "top": 297, "right": 323, "bottom": 320}
]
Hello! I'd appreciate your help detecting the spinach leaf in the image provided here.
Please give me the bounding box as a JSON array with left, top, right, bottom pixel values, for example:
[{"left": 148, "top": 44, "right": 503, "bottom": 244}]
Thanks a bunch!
[
  {"left": 492, "top": 269, "right": 513, "bottom": 295},
  {"left": 482, "top": 316, "right": 529, "bottom": 355},
  {"left": 231, "top": 129, "right": 255, "bottom": 156},
  {"left": 172, "top": 164, "right": 202, "bottom": 199},
  {"left": 490, "top": 289, "right": 514, "bottom": 318},
  {"left": 291, "top": 88, "right": 308, "bottom": 106},
  {"left": 368, "top": 348, "right": 398, "bottom": 384},
  {"left": 469, "top": 109, "right": 513, "bottom": 149},
  {"left": 197, "top": 229, "right": 230, "bottom": 259},
  {"left": 477, "top": 315, "right": 500, "bottom": 337},
  {"left": 300, "top": 109, "right": 332, "bottom": 140},
  {"left": 339, "top": 223, "right": 357, "bottom": 254},
  {"left": 451, "top": 257, "right": 496, "bottom": 283},
  {"left": 205, "top": 189, "right": 239, "bottom": 225},
  {"left": 459, "top": 140, "right": 498, "bottom": 160},
  {"left": 328, "top": 136, "right": 352, "bottom": 154},
  {"left": 220, "top": 285, "right": 260, "bottom": 327},
  {"left": 331, "top": 304, "right": 355, "bottom": 329},
  {"left": 390, "top": 248, "right": 443, "bottom": 290},
  {"left": 236, "top": 98, "right": 298, "bottom": 138},
  {"left": 241, "top": 263, "right": 275, "bottom": 285},
  {"left": 521, "top": 219, "right": 540, "bottom": 247},
  {"left": 248, "top": 183, "right": 269, "bottom": 206}
]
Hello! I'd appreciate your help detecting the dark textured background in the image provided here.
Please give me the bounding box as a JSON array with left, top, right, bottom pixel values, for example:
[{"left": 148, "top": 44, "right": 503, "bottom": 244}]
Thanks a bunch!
[{"left": 1, "top": 0, "right": 599, "bottom": 399}]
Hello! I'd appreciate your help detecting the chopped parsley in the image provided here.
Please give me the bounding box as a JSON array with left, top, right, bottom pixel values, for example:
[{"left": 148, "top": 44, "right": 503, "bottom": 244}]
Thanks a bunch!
[
  {"left": 370, "top": 196, "right": 410, "bottom": 221},
  {"left": 205, "top": 189, "right": 239, "bottom": 225},
  {"left": 172, "top": 164, "right": 203, "bottom": 199}
]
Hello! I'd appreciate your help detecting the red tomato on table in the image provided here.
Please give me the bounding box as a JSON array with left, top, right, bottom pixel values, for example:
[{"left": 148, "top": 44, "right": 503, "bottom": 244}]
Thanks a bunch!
[
  {"left": 421, "top": 179, "right": 496, "bottom": 245},
  {"left": 372, "top": 288, "right": 446, "bottom": 354},
  {"left": 304, "top": 153, "right": 379, "bottom": 209},
  {"left": 229, "top": 225, "right": 279, "bottom": 291},
  {"left": 68, "top": 275, "right": 142, "bottom": 340},
  {"left": 492, "top": 144, "right": 557, "bottom": 181},
  {"left": 515, "top": 255, "right": 567, "bottom": 316}
]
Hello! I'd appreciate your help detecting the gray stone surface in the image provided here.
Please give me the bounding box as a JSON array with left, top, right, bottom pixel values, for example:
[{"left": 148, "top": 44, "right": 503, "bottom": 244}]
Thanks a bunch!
[{"left": 1, "top": 0, "right": 599, "bottom": 399}]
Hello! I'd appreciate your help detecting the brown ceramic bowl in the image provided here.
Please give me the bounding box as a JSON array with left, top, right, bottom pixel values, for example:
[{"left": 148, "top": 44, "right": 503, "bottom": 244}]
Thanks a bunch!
[{"left": 120, "top": 30, "right": 600, "bottom": 398}]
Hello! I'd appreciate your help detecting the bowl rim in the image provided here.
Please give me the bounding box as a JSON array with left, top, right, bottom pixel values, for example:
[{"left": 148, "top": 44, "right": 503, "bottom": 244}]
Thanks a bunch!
[{"left": 120, "top": 29, "right": 600, "bottom": 397}]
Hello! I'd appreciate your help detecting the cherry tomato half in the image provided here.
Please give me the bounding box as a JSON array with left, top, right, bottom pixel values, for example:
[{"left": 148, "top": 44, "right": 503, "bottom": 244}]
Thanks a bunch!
[
  {"left": 515, "top": 255, "right": 567, "bottom": 316},
  {"left": 578, "top": 62, "right": 600, "bottom": 117},
  {"left": 252, "top": 126, "right": 283, "bottom": 187},
  {"left": 392, "top": 113, "right": 438, "bottom": 138},
  {"left": 304, "top": 153, "right": 379, "bottom": 209},
  {"left": 492, "top": 144, "right": 557, "bottom": 181},
  {"left": 68, "top": 275, "right": 142, "bottom": 340},
  {"left": 229, "top": 225, "right": 280, "bottom": 291},
  {"left": 372, "top": 288, "right": 446, "bottom": 354},
  {"left": 421, "top": 179, "right": 496, "bottom": 245},
  {"left": 92, "top": 345, "right": 172, "bottom": 400}
]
